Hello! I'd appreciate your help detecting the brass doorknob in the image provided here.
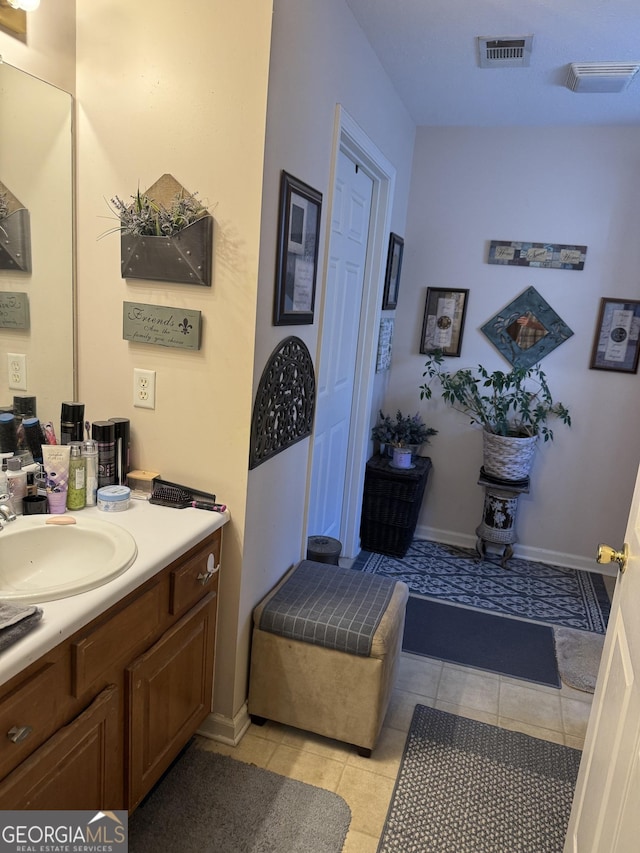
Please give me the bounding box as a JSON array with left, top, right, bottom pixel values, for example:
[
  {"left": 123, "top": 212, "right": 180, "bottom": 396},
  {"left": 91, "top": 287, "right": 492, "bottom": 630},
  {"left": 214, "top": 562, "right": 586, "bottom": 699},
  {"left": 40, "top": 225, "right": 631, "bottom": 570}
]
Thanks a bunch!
[{"left": 597, "top": 542, "right": 629, "bottom": 573}]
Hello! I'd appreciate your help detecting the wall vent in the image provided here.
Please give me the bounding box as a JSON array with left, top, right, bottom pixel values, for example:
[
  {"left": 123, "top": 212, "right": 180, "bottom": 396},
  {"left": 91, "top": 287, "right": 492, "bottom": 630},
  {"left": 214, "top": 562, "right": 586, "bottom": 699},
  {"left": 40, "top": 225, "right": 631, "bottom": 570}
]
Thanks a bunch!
[
  {"left": 566, "top": 62, "right": 640, "bottom": 93},
  {"left": 477, "top": 35, "right": 533, "bottom": 68}
]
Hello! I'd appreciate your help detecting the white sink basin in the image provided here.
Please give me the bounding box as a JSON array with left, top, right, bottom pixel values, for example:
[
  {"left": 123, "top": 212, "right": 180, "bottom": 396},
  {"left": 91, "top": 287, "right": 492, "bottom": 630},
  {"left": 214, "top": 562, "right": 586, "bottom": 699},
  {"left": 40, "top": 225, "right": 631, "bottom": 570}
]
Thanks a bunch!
[{"left": 0, "top": 516, "right": 138, "bottom": 603}]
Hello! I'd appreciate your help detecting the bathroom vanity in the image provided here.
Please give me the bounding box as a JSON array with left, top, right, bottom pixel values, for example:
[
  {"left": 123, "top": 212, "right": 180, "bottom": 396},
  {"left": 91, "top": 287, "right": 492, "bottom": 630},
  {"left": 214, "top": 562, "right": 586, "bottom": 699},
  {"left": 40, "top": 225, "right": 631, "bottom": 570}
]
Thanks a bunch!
[{"left": 0, "top": 501, "right": 227, "bottom": 811}]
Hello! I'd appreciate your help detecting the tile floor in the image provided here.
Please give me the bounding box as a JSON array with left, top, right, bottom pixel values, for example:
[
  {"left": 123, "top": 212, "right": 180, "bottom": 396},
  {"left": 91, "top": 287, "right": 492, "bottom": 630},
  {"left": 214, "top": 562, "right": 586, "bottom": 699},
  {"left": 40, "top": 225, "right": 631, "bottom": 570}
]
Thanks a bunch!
[{"left": 198, "top": 650, "right": 595, "bottom": 852}]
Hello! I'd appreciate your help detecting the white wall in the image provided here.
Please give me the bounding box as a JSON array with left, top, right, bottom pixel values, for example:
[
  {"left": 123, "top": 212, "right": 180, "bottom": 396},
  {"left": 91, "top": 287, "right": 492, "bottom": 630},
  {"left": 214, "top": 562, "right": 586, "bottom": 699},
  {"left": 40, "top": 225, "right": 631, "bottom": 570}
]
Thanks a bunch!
[
  {"left": 75, "top": 0, "right": 273, "bottom": 728},
  {"left": 240, "top": 0, "right": 415, "bottom": 711},
  {"left": 390, "top": 126, "right": 640, "bottom": 570}
]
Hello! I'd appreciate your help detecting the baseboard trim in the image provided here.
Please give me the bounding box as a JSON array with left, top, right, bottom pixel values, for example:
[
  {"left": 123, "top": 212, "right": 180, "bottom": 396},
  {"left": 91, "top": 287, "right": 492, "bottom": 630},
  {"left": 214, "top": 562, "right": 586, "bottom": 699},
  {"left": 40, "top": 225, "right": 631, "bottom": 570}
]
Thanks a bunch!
[
  {"left": 197, "top": 701, "right": 251, "bottom": 745},
  {"left": 416, "top": 524, "right": 616, "bottom": 577}
]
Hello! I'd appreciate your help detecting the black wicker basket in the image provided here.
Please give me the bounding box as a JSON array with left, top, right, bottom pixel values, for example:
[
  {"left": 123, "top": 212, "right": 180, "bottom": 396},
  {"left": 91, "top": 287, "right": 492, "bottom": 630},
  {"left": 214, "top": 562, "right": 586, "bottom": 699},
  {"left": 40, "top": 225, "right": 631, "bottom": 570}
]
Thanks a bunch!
[{"left": 359, "top": 454, "right": 432, "bottom": 558}]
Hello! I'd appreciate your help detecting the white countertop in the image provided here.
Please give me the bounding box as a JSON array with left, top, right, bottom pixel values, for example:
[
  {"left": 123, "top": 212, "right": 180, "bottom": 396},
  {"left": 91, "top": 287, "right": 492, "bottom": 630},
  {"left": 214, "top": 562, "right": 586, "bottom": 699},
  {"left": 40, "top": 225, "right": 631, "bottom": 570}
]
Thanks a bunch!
[{"left": 0, "top": 500, "right": 229, "bottom": 687}]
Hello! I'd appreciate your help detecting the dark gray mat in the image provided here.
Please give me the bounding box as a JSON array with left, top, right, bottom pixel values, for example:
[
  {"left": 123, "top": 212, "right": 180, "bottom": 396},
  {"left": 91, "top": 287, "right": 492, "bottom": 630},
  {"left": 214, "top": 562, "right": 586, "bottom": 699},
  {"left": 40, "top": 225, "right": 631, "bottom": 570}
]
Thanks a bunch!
[
  {"left": 129, "top": 744, "right": 351, "bottom": 853},
  {"left": 404, "top": 596, "right": 561, "bottom": 687},
  {"left": 379, "top": 705, "right": 581, "bottom": 853}
]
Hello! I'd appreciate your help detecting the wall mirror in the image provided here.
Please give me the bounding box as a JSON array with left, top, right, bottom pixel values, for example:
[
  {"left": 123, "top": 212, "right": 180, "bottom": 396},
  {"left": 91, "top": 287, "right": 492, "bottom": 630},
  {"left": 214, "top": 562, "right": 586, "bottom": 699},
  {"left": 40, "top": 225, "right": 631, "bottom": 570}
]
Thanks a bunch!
[{"left": 0, "top": 60, "right": 74, "bottom": 427}]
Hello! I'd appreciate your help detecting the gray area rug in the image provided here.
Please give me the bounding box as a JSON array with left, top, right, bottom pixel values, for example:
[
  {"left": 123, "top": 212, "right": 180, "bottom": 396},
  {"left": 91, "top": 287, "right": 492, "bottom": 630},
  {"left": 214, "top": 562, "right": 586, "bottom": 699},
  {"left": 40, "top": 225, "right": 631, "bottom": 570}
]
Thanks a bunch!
[
  {"left": 129, "top": 744, "right": 351, "bottom": 853},
  {"left": 554, "top": 627, "right": 605, "bottom": 693},
  {"left": 378, "top": 705, "right": 581, "bottom": 853},
  {"left": 354, "top": 539, "right": 610, "bottom": 633}
]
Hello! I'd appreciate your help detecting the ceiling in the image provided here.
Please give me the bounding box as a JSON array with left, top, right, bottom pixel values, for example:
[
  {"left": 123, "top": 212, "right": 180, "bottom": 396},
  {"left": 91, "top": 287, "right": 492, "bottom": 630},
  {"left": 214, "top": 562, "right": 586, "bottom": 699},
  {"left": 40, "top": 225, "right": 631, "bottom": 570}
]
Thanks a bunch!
[{"left": 345, "top": 0, "right": 640, "bottom": 126}]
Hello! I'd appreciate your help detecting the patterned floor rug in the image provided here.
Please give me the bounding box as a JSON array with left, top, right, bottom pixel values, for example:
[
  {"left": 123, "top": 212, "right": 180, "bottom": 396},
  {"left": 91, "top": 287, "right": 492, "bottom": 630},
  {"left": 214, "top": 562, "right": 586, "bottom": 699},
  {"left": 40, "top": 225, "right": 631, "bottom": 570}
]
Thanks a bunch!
[
  {"left": 378, "top": 705, "right": 581, "bottom": 853},
  {"left": 353, "top": 539, "right": 610, "bottom": 633}
]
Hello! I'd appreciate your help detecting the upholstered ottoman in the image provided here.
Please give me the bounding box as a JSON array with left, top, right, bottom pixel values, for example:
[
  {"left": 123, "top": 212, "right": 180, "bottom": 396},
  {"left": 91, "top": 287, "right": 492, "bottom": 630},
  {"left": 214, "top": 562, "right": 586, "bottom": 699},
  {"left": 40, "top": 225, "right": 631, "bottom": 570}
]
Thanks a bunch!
[{"left": 247, "top": 560, "right": 409, "bottom": 756}]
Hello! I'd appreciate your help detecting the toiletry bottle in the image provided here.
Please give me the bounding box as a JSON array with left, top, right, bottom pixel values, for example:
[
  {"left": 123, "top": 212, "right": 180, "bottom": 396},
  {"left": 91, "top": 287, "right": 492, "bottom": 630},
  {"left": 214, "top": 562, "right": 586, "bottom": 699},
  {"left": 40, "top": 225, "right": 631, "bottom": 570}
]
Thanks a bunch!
[
  {"left": 109, "top": 417, "right": 130, "bottom": 485},
  {"left": 6, "top": 456, "right": 27, "bottom": 515},
  {"left": 22, "top": 417, "right": 44, "bottom": 464},
  {"left": 60, "top": 402, "right": 85, "bottom": 445},
  {"left": 67, "top": 442, "right": 86, "bottom": 510},
  {"left": 92, "top": 421, "right": 116, "bottom": 487},
  {"left": 0, "top": 413, "right": 19, "bottom": 455},
  {"left": 82, "top": 439, "right": 99, "bottom": 506},
  {"left": 0, "top": 466, "right": 7, "bottom": 498}
]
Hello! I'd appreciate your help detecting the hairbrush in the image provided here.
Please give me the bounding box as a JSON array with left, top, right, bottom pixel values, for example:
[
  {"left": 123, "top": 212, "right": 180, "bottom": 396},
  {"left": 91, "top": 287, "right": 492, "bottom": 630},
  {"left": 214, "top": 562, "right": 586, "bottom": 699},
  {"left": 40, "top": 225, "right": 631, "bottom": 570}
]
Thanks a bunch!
[{"left": 150, "top": 484, "right": 226, "bottom": 512}]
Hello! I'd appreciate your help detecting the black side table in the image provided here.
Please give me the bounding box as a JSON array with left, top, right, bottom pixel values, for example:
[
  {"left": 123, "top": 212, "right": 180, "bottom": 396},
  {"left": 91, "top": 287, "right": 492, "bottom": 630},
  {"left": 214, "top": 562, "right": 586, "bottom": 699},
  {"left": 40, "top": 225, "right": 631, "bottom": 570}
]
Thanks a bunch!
[{"left": 360, "top": 453, "right": 432, "bottom": 558}]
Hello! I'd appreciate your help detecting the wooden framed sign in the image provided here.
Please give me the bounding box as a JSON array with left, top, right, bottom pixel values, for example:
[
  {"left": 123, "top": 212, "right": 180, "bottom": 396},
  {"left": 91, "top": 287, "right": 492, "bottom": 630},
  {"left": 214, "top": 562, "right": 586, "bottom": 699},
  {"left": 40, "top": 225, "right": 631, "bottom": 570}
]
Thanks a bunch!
[{"left": 123, "top": 302, "right": 202, "bottom": 350}]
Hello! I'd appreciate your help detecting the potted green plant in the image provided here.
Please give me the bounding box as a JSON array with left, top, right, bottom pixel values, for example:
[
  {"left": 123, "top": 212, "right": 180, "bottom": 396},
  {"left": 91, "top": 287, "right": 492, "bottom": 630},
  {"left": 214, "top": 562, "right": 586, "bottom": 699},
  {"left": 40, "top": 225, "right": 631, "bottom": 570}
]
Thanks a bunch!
[
  {"left": 419, "top": 351, "right": 571, "bottom": 480},
  {"left": 371, "top": 410, "right": 438, "bottom": 468},
  {"left": 101, "top": 175, "right": 213, "bottom": 286}
]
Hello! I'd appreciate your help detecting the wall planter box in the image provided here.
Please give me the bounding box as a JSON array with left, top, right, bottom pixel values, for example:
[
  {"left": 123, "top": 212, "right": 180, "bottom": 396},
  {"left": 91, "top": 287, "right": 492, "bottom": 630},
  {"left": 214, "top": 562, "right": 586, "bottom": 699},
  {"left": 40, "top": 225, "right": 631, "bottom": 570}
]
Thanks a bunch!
[
  {"left": 0, "top": 182, "right": 31, "bottom": 273},
  {"left": 121, "top": 215, "right": 212, "bottom": 286},
  {"left": 0, "top": 209, "right": 32, "bottom": 273}
]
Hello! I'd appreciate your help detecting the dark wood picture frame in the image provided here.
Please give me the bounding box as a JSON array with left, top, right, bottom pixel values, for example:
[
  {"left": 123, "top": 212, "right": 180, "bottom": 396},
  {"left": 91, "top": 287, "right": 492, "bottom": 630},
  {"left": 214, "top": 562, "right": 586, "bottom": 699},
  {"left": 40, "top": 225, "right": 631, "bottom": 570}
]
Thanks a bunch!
[
  {"left": 273, "top": 171, "right": 322, "bottom": 325},
  {"left": 420, "top": 288, "right": 469, "bottom": 357},
  {"left": 590, "top": 297, "right": 640, "bottom": 373},
  {"left": 382, "top": 233, "right": 404, "bottom": 310}
]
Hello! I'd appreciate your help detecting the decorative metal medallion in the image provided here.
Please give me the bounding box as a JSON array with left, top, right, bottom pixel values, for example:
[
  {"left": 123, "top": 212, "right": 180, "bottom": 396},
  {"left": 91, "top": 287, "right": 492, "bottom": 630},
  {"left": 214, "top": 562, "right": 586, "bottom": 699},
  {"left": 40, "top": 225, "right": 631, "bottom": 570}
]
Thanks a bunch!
[{"left": 249, "top": 336, "right": 316, "bottom": 469}]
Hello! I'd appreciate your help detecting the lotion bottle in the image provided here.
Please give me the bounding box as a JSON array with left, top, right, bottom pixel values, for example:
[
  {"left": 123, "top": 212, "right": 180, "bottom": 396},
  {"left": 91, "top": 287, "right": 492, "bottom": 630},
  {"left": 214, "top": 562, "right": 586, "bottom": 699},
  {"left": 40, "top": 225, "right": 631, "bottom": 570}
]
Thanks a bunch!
[
  {"left": 6, "top": 456, "right": 26, "bottom": 515},
  {"left": 67, "top": 442, "right": 86, "bottom": 510}
]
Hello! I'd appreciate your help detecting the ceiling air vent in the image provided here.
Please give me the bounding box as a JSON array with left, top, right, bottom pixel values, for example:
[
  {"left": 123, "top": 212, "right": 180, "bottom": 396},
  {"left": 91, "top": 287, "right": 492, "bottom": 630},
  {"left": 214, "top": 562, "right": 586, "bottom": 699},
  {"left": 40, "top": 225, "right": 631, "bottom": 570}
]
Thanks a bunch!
[
  {"left": 478, "top": 35, "right": 533, "bottom": 69},
  {"left": 566, "top": 62, "right": 640, "bottom": 93}
]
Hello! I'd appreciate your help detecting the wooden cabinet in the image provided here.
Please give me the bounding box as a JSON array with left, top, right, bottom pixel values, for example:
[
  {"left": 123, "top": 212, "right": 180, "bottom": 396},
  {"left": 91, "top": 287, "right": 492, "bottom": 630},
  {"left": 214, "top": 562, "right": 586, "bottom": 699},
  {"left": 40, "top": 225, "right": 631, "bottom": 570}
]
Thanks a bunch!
[{"left": 0, "top": 527, "right": 222, "bottom": 811}]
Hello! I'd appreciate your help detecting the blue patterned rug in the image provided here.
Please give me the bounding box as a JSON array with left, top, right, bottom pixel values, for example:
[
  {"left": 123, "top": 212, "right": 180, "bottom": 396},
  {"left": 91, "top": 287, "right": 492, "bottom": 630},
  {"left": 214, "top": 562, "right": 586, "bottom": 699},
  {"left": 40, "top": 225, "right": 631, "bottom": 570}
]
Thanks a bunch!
[
  {"left": 353, "top": 539, "right": 610, "bottom": 633},
  {"left": 378, "top": 705, "right": 580, "bottom": 853}
]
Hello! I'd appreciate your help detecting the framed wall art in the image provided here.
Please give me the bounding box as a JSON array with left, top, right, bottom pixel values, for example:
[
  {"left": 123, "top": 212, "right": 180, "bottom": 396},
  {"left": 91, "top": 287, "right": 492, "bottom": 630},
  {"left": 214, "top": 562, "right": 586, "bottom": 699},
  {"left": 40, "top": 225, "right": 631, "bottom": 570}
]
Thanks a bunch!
[
  {"left": 273, "top": 171, "right": 322, "bottom": 325},
  {"left": 376, "top": 318, "right": 394, "bottom": 372},
  {"left": 481, "top": 286, "right": 574, "bottom": 368},
  {"left": 382, "top": 233, "right": 404, "bottom": 310},
  {"left": 419, "top": 288, "right": 469, "bottom": 356},
  {"left": 590, "top": 297, "right": 640, "bottom": 374}
]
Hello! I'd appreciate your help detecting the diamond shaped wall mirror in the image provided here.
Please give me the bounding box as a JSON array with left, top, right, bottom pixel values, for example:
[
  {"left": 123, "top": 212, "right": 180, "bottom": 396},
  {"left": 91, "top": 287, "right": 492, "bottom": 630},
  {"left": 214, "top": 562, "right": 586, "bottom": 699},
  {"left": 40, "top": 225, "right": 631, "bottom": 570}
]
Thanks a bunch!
[{"left": 481, "top": 286, "right": 573, "bottom": 367}]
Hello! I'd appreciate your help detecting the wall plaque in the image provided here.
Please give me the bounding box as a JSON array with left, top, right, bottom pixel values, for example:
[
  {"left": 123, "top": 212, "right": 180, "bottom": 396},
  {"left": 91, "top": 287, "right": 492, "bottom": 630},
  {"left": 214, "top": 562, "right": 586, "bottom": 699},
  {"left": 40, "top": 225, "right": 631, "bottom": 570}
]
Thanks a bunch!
[
  {"left": 123, "top": 302, "right": 201, "bottom": 350},
  {"left": 0, "top": 292, "right": 29, "bottom": 329},
  {"left": 488, "top": 240, "right": 587, "bottom": 270}
]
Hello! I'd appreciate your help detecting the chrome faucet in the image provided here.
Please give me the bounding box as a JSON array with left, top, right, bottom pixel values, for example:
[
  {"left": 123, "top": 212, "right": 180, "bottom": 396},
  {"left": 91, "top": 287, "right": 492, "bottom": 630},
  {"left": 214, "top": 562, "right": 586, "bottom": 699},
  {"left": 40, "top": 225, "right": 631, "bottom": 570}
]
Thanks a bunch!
[{"left": 0, "top": 493, "right": 17, "bottom": 528}]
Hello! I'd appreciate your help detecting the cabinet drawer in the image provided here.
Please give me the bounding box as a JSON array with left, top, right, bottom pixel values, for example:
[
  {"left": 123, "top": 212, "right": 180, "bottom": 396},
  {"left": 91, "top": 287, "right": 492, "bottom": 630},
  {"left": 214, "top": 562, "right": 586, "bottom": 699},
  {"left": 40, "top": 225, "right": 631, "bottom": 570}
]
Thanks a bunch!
[
  {"left": 0, "top": 659, "right": 69, "bottom": 780},
  {"left": 170, "top": 529, "right": 221, "bottom": 615},
  {"left": 71, "top": 582, "right": 165, "bottom": 698},
  {"left": 0, "top": 685, "right": 121, "bottom": 810}
]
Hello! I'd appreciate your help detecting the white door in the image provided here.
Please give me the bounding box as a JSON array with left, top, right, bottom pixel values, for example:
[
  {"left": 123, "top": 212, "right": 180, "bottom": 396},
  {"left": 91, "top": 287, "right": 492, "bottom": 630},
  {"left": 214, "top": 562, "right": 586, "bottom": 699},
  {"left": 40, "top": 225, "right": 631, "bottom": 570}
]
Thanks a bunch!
[
  {"left": 564, "top": 463, "right": 640, "bottom": 851},
  {"left": 307, "top": 149, "right": 373, "bottom": 540}
]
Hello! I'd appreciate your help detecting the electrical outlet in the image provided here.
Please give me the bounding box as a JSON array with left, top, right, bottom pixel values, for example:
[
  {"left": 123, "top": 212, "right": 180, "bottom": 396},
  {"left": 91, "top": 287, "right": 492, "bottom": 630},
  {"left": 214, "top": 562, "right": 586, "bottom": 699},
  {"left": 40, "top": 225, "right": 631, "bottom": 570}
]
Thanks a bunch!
[
  {"left": 133, "top": 368, "right": 156, "bottom": 409},
  {"left": 7, "top": 353, "right": 27, "bottom": 391}
]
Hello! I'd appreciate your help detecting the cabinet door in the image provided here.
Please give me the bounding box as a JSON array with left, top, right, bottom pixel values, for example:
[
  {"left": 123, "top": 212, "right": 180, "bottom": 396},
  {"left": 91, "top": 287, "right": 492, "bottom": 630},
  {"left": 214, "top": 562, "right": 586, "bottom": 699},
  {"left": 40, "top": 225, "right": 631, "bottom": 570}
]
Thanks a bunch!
[
  {"left": 126, "top": 592, "right": 217, "bottom": 810},
  {"left": 0, "top": 685, "right": 121, "bottom": 809}
]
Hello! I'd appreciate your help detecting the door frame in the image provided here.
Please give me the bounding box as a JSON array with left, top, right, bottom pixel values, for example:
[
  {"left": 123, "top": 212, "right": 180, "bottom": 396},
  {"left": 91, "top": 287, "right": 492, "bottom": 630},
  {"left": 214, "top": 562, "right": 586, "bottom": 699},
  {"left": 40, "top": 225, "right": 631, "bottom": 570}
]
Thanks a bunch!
[{"left": 305, "top": 105, "right": 396, "bottom": 557}]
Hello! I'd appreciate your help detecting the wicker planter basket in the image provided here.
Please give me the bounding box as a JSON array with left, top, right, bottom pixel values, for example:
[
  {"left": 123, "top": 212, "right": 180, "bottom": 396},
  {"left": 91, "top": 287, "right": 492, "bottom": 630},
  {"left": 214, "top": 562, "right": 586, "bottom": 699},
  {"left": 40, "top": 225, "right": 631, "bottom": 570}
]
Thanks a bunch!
[{"left": 482, "top": 429, "right": 538, "bottom": 481}]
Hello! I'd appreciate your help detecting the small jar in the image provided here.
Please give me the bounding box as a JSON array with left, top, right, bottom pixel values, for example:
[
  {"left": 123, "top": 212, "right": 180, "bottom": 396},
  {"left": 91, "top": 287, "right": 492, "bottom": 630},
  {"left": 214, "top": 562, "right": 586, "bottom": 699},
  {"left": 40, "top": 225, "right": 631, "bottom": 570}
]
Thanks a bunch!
[{"left": 97, "top": 484, "right": 131, "bottom": 512}]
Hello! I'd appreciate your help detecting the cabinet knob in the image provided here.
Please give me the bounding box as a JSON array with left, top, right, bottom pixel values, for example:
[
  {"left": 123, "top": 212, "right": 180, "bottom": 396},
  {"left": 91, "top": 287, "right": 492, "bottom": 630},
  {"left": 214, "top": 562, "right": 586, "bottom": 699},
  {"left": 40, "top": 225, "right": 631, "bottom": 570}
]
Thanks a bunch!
[{"left": 7, "top": 725, "right": 33, "bottom": 744}]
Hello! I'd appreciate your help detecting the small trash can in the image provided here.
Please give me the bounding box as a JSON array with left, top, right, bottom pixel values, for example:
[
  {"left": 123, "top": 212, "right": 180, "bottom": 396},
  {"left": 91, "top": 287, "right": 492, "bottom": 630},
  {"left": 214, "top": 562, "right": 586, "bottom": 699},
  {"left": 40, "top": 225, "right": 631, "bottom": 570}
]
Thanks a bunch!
[{"left": 306, "top": 535, "right": 342, "bottom": 565}]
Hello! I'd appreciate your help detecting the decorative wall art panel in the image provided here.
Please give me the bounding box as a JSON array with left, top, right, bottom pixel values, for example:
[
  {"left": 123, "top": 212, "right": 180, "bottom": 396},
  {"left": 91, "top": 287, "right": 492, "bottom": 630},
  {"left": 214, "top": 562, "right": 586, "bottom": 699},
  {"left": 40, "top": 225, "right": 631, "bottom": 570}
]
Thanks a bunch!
[
  {"left": 249, "top": 336, "right": 316, "bottom": 468},
  {"left": 481, "top": 286, "right": 574, "bottom": 368},
  {"left": 488, "top": 240, "right": 587, "bottom": 271},
  {"left": 376, "top": 318, "right": 394, "bottom": 372}
]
